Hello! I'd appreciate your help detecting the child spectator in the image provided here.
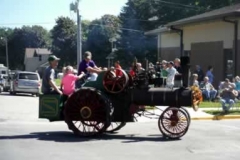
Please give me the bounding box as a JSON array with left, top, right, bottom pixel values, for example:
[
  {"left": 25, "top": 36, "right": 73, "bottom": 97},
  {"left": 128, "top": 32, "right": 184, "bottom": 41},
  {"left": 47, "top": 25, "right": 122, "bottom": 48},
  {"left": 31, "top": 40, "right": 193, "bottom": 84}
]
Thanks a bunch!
[
  {"left": 192, "top": 74, "right": 199, "bottom": 87},
  {"left": 61, "top": 66, "right": 85, "bottom": 96},
  {"left": 161, "top": 60, "right": 168, "bottom": 78}
]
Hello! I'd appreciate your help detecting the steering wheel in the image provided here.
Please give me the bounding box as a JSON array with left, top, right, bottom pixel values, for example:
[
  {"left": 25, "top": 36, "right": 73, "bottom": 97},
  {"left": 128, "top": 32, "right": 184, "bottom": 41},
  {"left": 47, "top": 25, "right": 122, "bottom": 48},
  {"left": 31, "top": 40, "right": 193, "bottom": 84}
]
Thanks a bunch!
[{"left": 103, "top": 69, "right": 129, "bottom": 94}]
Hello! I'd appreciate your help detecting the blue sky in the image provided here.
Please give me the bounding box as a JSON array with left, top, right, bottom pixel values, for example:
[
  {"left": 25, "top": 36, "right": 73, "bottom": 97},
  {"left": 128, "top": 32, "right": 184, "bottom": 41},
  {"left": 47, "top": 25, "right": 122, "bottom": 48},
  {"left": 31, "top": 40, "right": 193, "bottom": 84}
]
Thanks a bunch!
[{"left": 0, "top": 0, "right": 128, "bottom": 30}]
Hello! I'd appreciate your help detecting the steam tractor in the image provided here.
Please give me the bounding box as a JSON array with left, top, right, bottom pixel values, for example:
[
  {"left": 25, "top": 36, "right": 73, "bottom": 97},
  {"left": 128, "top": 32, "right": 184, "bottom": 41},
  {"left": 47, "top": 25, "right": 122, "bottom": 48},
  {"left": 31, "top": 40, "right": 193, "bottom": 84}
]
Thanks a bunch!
[{"left": 39, "top": 56, "right": 202, "bottom": 139}]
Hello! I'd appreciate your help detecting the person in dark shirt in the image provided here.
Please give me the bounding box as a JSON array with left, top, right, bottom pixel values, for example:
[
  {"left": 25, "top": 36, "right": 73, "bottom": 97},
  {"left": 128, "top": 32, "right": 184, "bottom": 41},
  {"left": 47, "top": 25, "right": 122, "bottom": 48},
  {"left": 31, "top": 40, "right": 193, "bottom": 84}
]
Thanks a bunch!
[
  {"left": 42, "top": 55, "right": 62, "bottom": 95},
  {"left": 77, "top": 51, "right": 102, "bottom": 76},
  {"left": 194, "top": 65, "right": 204, "bottom": 82},
  {"left": 76, "top": 51, "right": 102, "bottom": 87}
]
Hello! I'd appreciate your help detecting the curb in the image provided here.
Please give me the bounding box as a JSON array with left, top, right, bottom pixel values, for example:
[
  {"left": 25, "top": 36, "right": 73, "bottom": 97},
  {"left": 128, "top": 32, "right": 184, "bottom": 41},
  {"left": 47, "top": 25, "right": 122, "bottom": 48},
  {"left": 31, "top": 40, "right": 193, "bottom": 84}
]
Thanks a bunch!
[{"left": 191, "top": 115, "right": 240, "bottom": 120}]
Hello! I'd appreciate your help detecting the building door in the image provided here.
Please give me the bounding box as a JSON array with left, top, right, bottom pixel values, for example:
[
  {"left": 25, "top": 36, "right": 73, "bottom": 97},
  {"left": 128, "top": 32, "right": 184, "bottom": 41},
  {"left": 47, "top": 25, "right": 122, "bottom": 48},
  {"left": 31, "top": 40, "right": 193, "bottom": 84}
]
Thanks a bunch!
[{"left": 191, "top": 41, "right": 224, "bottom": 87}]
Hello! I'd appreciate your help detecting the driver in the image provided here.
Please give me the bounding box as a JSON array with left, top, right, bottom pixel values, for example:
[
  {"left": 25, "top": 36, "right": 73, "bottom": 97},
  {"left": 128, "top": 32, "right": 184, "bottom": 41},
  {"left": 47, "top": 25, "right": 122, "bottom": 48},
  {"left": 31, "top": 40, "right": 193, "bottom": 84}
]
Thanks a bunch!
[{"left": 77, "top": 51, "right": 102, "bottom": 81}]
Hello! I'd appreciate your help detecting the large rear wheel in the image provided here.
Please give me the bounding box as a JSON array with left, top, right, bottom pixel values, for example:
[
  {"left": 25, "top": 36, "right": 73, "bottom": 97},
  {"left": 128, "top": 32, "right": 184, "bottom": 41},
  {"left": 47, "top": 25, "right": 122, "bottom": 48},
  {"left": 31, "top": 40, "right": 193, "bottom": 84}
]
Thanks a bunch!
[
  {"left": 64, "top": 88, "right": 112, "bottom": 137},
  {"left": 105, "top": 122, "right": 126, "bottom": 133}
]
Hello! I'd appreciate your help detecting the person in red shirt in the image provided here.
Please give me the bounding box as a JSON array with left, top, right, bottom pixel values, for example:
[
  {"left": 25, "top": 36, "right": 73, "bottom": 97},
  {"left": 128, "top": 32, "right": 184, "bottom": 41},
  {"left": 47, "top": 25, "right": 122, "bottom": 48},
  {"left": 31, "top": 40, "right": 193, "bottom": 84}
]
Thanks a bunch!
[{"left": 114, "top": 61, "right": 123, "bottom": 77}]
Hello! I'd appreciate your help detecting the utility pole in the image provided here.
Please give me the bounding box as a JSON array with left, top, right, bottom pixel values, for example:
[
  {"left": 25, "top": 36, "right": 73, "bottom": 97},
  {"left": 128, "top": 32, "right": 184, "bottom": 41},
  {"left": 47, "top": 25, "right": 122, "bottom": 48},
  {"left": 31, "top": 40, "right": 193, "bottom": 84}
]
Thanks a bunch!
[
  {"left": 0, "top": 37, "right": 9, "bottom": 73},
  {"left": 5, "top": 37, "right": 9, "bottom": 71},
  {"left": 70, "top": 0, "right": 82, "bottom": 68}
]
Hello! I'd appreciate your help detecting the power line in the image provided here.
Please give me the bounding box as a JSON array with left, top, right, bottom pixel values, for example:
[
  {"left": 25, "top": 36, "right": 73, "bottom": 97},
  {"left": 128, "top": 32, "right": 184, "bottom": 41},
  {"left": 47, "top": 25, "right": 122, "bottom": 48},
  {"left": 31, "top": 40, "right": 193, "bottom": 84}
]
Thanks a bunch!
[
  {"left": 153, "top": 0, "right": 201, "bottom": 10},
  {"left": 120, "top": 17, "right": 158, "bottom": 22},
  {"left": 0, "top": 22, "right": 55, "bottom": 26},
  {"left": 0, "top": 21, "right": 145, "bottom": 33},
  {"left": 89, "top": 24, "right": 144, "bottom": 33}
]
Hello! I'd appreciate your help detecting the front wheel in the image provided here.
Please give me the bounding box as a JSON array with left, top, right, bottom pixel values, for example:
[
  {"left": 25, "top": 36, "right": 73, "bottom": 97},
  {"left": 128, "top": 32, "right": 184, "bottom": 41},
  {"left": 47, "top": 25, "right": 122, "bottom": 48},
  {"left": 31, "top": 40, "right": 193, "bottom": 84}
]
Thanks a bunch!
[{"left": 158, "top": 107, "right": 190, "bottom": 139}]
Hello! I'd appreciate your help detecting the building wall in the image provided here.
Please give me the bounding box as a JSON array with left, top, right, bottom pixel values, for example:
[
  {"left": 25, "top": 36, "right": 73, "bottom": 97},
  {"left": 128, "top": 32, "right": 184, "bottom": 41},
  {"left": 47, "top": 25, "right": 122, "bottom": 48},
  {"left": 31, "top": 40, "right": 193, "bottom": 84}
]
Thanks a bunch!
[
  {"left": 183, "top": 20, "right": 235, "bottom": 50},
  {"left": 157, "top": 18, "right": 240, "bottom": 84},
  {"left": 160, "top": 47, "right": 180, "bottom": 61},
  {"left": 25, "top": 55, "right": 49, "bottom": 72},
  {"left": 159, "top": 32, "right": 181, "bottom": 60},
  {"left": 160, "top": 32, "right": 180, "bottom": 48}
]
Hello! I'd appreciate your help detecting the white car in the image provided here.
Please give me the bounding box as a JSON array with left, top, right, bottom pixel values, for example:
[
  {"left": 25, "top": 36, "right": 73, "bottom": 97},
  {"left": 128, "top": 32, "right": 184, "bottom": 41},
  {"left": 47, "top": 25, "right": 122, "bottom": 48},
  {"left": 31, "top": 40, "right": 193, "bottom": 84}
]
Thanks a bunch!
[{"left": 9, "top": 71, "right": 41, "bottom": 96}]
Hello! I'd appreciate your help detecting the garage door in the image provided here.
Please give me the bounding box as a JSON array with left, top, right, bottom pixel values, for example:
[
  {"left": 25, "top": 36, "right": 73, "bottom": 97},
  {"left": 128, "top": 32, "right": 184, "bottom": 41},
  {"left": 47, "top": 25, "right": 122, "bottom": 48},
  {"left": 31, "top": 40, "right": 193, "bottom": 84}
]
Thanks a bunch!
[{"left": 191, "top": 41, "right": 224, "bottom": 88}]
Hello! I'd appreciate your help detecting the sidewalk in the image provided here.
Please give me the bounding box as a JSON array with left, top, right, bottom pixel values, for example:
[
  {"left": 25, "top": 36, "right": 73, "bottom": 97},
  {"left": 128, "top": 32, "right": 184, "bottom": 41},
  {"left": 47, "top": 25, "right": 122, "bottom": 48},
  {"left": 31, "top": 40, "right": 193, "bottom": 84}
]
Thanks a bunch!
[{"left": 136, "top": 106, "right": 240, "bottom": 122}]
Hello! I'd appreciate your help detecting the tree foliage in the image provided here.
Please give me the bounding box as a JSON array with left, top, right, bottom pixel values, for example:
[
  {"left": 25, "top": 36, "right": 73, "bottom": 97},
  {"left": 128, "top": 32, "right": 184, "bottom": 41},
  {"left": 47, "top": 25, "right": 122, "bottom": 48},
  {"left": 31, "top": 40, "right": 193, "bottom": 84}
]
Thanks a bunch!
[
  {"left": 0, "top": 26, "right": 50, "bottom": 69},
  {"left": 1, "top": 0, "right": 239, "bottom": 70},
  {"left": 117, "top": 0, "right": 240, "bottom": 66},
  {"left": 86, "top": 14, "right": 121, "bottom": 67},
  {"left": 51, "top": 17, "right": 77, "bottom": 67}
]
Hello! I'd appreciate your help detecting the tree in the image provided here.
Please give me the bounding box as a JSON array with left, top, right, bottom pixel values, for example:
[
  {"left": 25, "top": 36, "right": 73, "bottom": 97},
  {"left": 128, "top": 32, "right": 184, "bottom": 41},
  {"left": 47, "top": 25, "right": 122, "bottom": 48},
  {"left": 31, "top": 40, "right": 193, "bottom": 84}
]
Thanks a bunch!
[
  {"left": 86, "top": 14, "right": 121, "bottom": 67},
  {"left": 118, "top": 0, "right": 239, "bottom": 66},
  {"left": 118, "top": 0, "right": 158, "bottom": 66},
  {"left": 0, "top": 28, "right": 13, "bottom": 65},
  {"left": 51, "top": 17, "right": 77, "bottom": 68},
  {"left": 81, "top": 20, "right": 91, "bottom": 53},
  {"left": 1, "top": 26, "right": 50, "bottom": 69}
]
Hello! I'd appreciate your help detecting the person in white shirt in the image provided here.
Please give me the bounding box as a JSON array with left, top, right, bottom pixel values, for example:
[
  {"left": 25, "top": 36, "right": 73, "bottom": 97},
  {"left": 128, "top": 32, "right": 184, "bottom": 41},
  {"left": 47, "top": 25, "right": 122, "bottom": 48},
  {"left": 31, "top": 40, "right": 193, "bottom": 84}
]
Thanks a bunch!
[{"left": 166, "top": 61, "right": 178, "bottom": 89}]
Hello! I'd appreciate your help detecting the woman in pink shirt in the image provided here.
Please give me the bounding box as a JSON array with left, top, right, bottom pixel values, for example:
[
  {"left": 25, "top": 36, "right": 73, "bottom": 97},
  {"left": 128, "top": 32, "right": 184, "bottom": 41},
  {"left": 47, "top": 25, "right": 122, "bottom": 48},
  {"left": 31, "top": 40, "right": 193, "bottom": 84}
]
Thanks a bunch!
[{"left": 61, "top": 66, "right": 85, "bottom": 96}]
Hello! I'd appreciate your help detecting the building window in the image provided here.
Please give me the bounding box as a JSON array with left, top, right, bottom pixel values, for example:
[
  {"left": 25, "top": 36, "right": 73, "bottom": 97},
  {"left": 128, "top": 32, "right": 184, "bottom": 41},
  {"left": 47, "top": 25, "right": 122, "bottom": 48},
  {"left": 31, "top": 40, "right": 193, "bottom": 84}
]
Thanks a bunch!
[{"left": 39, "top": 55, "right": 42, "bottom": 61}]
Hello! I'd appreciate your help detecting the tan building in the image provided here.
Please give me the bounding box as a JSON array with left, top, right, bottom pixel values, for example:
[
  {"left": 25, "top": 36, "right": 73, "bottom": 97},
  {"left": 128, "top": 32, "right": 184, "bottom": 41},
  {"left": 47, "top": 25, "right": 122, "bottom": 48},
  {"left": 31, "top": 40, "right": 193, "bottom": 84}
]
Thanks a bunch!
[
  {"left": 145, "top": 3, "right": 240, "bottom": 87},
  {"left": 24, "top": 48, "right": 52, "bottom": 75}
]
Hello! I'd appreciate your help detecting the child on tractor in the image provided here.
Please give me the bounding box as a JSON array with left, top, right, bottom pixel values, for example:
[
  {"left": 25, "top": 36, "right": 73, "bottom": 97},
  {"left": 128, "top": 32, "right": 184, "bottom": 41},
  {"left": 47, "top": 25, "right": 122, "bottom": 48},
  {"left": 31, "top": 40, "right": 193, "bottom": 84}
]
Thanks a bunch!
[{"left": 61, "top": 66, "right": 85, "bottom": 97}]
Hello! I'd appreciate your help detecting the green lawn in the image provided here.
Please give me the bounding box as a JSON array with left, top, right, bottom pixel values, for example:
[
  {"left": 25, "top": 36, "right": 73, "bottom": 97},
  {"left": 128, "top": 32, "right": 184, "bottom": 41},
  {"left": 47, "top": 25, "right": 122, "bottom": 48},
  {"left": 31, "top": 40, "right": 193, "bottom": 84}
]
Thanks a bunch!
[
  {"left": 199, "top": 101, "right": 240, "bottom": 108},
  {"left": 199, "top": 101, "right": 221, "bottom": 108},
  {"left": 56, "top": 79, "right": 61, "bottom": 86},
  {"left": 205, "top": 110, "right": 240, "bottom": 115}
]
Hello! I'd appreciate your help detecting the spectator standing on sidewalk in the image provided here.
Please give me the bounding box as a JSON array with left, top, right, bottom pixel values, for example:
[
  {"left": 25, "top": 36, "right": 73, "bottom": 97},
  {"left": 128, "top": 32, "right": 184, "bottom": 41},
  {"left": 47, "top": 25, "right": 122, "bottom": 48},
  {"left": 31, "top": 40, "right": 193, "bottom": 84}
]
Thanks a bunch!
[
  {"left": 206, "top": 66, "right": 214, "bottom": 84},
  {"left": 194, "top": 65, "right": 204, "bottom": 82},
  {"left": 174, "top": 58, "right": 182, "bottom": 87},
  {"left": 166, "top": 61, "right": 178, "bottom": 89}
]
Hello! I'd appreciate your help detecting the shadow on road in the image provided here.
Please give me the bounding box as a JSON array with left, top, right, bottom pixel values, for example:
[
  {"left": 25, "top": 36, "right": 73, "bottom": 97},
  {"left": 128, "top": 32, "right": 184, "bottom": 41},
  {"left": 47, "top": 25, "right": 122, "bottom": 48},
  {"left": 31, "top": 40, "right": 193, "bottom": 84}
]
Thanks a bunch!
[{"left": 0, "top": 131, "right": 180, "bottom": 143}]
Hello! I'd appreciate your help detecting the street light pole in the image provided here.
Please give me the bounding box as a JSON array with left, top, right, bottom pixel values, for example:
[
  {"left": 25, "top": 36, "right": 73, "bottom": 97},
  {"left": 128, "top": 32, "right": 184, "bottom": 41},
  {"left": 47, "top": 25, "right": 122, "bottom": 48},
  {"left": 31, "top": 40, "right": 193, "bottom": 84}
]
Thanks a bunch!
[
  {"left": 70, "top": 0, "right": 82, "bottom": 68},
  {"left": 77, "top": 8, "right": 82, "bottom": 67}
]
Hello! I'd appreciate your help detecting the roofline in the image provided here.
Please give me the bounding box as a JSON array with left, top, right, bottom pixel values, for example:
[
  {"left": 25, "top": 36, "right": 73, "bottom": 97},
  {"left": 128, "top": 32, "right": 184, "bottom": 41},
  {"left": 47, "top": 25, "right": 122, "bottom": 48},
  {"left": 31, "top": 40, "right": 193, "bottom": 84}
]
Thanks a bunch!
[
  {"left": 144, "top": 27, "right": 175, "bottom": 35},
  {"left": 166, "top": 11, "right": 240, "bottom": 27}
]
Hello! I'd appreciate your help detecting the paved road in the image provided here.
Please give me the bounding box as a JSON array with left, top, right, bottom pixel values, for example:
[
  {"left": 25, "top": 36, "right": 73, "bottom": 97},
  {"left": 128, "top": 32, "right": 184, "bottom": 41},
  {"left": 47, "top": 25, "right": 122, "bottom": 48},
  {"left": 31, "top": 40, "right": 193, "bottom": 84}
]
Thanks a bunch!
[{"left": 1, "top": 93, "right": 240, "bottom": 160}]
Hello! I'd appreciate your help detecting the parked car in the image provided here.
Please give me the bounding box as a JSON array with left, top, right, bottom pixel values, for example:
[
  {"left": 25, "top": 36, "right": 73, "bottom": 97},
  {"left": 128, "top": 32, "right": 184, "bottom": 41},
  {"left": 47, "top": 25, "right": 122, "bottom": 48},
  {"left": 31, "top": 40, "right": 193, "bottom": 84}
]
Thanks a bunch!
[
  {"left": 9, "top": 71, "right": 41, "bottom": 96},
  {"left": 0, "top": 74, "right": 11, "bottom": 93}
]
